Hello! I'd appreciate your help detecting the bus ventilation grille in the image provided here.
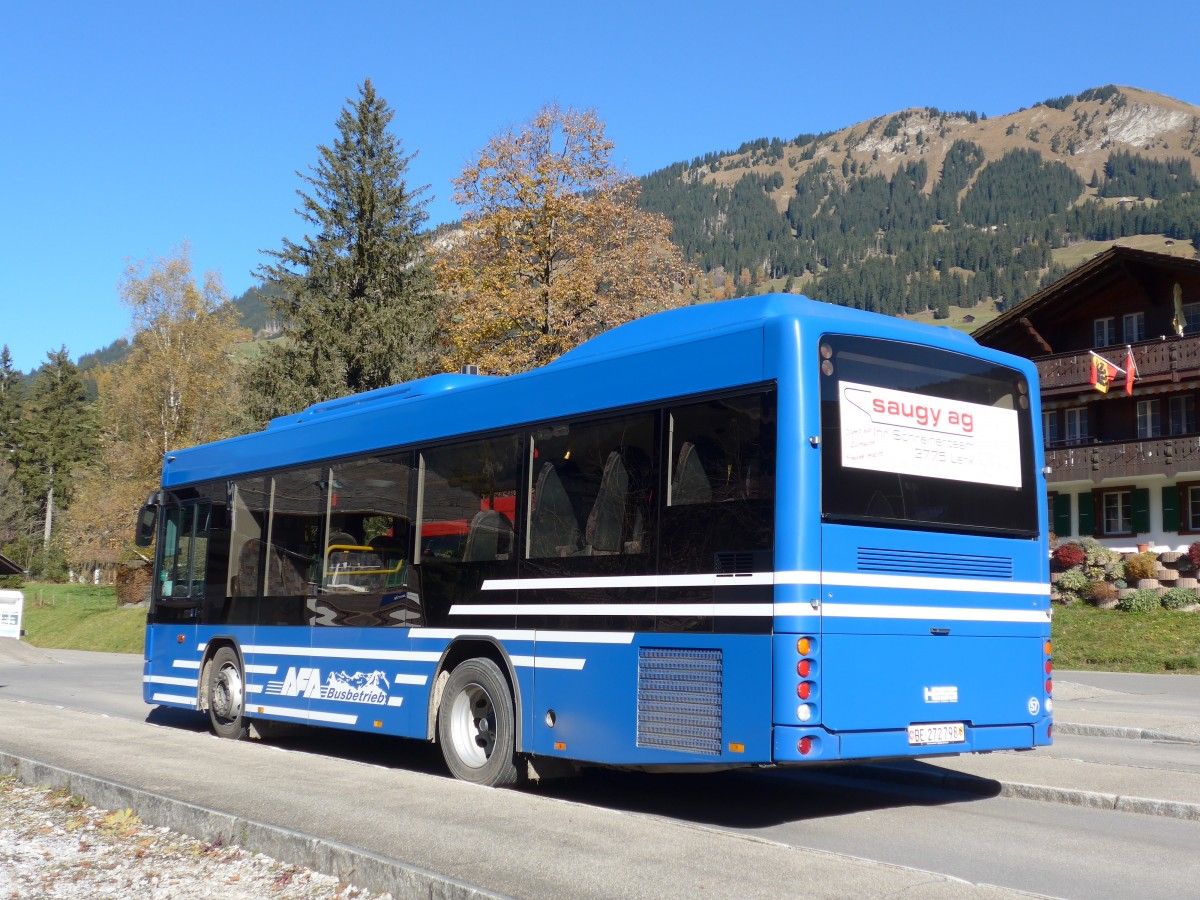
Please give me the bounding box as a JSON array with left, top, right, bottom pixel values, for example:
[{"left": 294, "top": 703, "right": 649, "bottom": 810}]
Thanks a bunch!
[
  {"left": 636, "top": 647, "right": 723, "bottom": 756},
  {"left": 715, "top": 551, "right": 756, "bottom": 574},
  {"left": 857, "top": 547, "right": 1013, "bottom": 580}
]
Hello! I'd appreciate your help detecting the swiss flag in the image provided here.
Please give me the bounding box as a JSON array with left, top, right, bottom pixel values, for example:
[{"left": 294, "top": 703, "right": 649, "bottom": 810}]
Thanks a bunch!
[{"left": 1124, "top": 351, "right": 1136, "bottom": 395}]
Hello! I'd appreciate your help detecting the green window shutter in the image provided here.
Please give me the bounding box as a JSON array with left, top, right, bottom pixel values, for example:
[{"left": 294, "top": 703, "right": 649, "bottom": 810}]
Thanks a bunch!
[
  {"left": 1053, "top": 493, "right": 1073, "bottom": 537},
  {"left": 1162, "top": 485, "right": 1180, "bottom": 533},
  {"left": 1132, "top": 488, "right": 1151, "bottom": 534},
  {"left": 1077, "top": 492, "right": 1095, "bottom": 537}
]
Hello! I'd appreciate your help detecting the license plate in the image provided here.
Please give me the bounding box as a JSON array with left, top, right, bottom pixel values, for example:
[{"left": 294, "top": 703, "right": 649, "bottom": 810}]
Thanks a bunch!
[{"left": 907, "top": 722, "right": 965, "bottom": 746}]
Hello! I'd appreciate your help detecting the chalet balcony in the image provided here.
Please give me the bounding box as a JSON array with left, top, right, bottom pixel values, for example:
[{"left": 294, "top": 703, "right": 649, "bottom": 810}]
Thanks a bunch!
[
  {"left": 1044, "top": 435, "right": 1200, "bottom": 484},
  {"left": 1036, "top": 333, "right": 1200, "bottom": 395}
]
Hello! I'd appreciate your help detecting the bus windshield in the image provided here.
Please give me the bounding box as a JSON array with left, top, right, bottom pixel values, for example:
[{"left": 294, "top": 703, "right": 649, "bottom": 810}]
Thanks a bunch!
[{"left": 819, "top": 333, "right": 1039, "bottom": 537}]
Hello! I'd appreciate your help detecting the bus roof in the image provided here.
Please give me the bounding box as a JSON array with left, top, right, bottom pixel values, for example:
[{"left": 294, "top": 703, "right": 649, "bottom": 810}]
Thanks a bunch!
[{"left": 160, "top": 294, "right": 1006, "bottom": 487}]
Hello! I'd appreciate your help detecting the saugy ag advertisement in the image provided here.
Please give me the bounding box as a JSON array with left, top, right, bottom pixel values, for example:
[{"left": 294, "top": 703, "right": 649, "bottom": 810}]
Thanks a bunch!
[{"left": 839, "top": 381, "right": 1021, "bottom": 488}]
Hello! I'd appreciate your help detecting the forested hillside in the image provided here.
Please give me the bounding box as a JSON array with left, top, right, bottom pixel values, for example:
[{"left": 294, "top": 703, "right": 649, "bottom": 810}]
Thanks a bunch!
[
  {"left": 639, "top": 86, "right": 1200, "bottom": 319},
  {"left": 56, "top": 85, "right": 1200, "bottom": 381}
]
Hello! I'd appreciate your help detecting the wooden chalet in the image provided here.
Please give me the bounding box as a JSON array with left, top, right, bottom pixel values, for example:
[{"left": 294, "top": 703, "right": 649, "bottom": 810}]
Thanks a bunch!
[{"left": 973, "top": 246, "right": 1200, "bottom": 550}]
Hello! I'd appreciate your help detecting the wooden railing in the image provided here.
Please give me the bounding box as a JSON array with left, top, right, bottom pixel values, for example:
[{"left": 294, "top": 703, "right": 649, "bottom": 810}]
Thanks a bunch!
[
  {"left": 1045, "top": 435, "right": 1200, "bottom": 484},
  {"left": 1036, "top": 334, "right": 1200, "bottom": 392}
]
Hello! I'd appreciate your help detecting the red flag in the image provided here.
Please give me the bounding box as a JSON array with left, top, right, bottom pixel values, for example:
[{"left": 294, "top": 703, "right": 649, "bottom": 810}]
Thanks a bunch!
[
  {"left": 1124, "top": 351, "right": 1136, "bottom": 395},
  {"left": 1089, "top": 356, "right": 1098, "bottom": 386}
]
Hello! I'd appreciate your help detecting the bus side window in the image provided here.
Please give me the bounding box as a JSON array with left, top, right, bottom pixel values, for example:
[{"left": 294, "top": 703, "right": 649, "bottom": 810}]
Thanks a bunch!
[
  {"left": 661, "top": 392, "right": 776, "bottom": 576},
  {"left": 313, "top": 453, "right": 420, "bottom": 626},
  {"left": 419, "top": 436, "right": 520, "bottom": 623}
]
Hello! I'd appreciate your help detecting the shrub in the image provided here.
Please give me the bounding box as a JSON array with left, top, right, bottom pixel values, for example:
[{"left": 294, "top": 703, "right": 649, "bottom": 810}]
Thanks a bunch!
[
  {"left": 1161, "top": 587, "right": 1199, "bottom": 610},
  {"left": 1189, "top": 542, "right": 1200, "bottom": 568},
  {"left": 1052, "top": 542, "right": 1086, "bottom": 569},
  {"left": 1087, "top": 581, "right": 1119, "bottom": 605},
  {"left": 1054, "top": 569, "right": 1091, "bottom": 604},
  {"left": 1118, "top": 588, "right": 1161, "bottom": 613},
  {"left": 1078, "top": 537, "right": 1124, "bottom": 582},
  {"left": 1123, "top": 551, "right": 1159, "bottom": 582}
]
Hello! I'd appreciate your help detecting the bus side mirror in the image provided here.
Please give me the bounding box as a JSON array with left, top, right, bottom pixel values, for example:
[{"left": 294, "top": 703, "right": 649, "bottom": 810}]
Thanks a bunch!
[{"left": 135, "top": 499, "right": 159, "bottom": 547}]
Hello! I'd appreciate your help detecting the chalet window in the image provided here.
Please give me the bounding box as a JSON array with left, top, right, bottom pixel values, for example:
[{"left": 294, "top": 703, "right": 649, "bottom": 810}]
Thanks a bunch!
[
  {"left": 1181, "top": 483, "right": 1200, "bottom": 533},
  {"left": 1064, "top": 407, "right": 1088, "bottom": 445},
  {"left": 1093, "top": 317, "right": 1116, "bottom": 347},
  {"left": 1122, "top": 312, "right": 1145, "bottom": 343},
  {"left": 1102, "top": 489, "right": 1132, "bottom": 536},
  {"left": 1170, "top": 396, "right": 1196, "bottom": 436},
  {"left": 1184, "top": 302, "right": 1200, "bottom": 335},
  {"left": 1081, "top": 486, "right": 1148, "bottom": 538},
  {"left": 1136, "top": 400, "right": 1162, "bottom": 439},
  {"left": 1042, "top": 411, "right": 1059, "bottom": 446}
]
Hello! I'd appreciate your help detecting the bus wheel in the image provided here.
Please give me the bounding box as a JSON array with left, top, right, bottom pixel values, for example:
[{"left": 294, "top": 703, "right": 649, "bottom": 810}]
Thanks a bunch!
[
  {"left": 208, "top": 646, "right": 249, "bottom": 740},
  {"left": 438, "top": 658, "right": 519, "bottom": 787}
]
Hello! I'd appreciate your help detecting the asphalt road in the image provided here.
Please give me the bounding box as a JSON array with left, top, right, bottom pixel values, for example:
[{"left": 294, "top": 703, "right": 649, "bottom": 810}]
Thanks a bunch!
[{"left": 3, "top": 641, "right": 1200, "bottom": 899}]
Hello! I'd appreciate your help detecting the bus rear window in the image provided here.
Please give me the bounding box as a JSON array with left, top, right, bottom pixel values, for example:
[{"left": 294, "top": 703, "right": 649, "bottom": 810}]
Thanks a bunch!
[{"left": 819, "top": 334, "right": 1038, "bottom": 537}]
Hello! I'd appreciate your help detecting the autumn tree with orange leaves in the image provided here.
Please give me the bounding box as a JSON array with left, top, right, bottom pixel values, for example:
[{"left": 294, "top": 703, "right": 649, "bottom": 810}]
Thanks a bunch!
[
  {"left": 66, "top": 245, "right": 249, "bottom": 571},
  {"left": 436, "top": 104, "right": 697, "bottom": 374}
]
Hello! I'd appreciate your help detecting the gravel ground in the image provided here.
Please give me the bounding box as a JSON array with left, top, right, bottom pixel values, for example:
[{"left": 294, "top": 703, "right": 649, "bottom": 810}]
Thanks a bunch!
[{"left": 0, "top": 776, "right": 390, "bottom": 899}]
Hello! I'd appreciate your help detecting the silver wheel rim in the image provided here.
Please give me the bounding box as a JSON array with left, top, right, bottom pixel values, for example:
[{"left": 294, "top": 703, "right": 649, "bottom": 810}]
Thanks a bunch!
[
  {"left": 448, "top": 682, "right": 496, "bottom": 769},
  {"left": 212, "top": 662, "right": 244, "bottom": 724}
]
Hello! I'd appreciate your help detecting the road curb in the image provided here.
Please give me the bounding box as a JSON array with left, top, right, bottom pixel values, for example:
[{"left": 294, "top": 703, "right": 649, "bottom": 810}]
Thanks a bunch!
[
  {"left": 1053, "top": 721, "right": 1200, "bottom": 743},
  {"left": 0, "top": 752, "right": 510, "bottom": 900},
  {"left": 853, "top": 762, "right": 1200, "bottom": 822}
]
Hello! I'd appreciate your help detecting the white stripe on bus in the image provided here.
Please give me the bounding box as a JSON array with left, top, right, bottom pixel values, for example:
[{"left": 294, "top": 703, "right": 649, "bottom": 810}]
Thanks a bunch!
[
  {"left": 482, "top": 573, "right": 774, "bottom": 591},
  {"left": 151, "top": 692, "right": 197, "bottom": 707},
  {"left": 240, "top": 645, "right": 442, "bottom": 662},
  {"left": 144, "top": 675, "right": 197, "bottom": 688},
  {"left": 392, "top": 673, "right": 429, "bottom": 685},
  {"left": 818, "top": 572, "right": 1050, "bottom": 595},
  {"left": 822, "top": 603, "right": 1049, "bottom": 623},
  {"left": 509, "top": 655, "right": 586, "bottom": 670},
  {"left": 449, "top": 603, "right": 774, "bottom": 617},
  {"left": 482, "top": 570, "right": 1049, "bottom": 596}
]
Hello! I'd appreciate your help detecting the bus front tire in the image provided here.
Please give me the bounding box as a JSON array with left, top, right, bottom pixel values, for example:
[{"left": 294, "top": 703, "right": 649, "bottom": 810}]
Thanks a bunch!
[
  {"left": 437, "top": 658, "right": 519, "bottom": 787},
  {"left": 207, "top": 646, "right": 249, "bottom": 740}
]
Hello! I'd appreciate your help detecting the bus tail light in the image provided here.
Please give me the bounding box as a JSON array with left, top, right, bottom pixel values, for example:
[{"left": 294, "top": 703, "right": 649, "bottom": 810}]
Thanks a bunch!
[
  {"left": 1043, "top": 640, "right": 1053, "bottom": 697},
  {"left": 794, "top": 635, "right": 818, "bottom": 723},
  {"left": 798, "top": 736, "right": 813, "bottom": 755}
]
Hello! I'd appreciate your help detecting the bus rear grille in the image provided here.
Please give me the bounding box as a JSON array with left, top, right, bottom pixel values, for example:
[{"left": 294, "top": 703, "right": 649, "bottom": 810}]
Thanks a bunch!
[
  {"left": 857, "top": 547, "right": 1013, "bottom": 580},
  {"left": 637, "top": 647, "right": 723, "bottom": 755}
]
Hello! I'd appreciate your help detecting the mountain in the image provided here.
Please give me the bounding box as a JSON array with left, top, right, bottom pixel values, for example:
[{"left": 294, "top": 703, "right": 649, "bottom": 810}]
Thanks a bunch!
[{"left": 639, "top": 85, "right": 1200, "bottom": 323}]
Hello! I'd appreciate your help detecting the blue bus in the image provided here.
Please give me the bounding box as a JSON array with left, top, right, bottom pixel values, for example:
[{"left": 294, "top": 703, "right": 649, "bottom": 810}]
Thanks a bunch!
[{"left": 137, "top": 294, "right": 1052, "bottom": 786}]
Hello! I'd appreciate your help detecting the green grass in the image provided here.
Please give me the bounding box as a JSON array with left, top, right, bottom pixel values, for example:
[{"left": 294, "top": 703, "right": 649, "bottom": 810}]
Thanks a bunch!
[
  {"left": 17, "top": 583, "right": 145, "bottom": 654},
  {"left": 1053, "top": 603, "right": 1200, "bottom": 673}
]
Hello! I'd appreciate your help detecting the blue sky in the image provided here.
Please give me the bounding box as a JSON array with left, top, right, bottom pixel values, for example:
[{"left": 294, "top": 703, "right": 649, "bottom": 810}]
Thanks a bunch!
[{"left": 3, "top": 1, "right": 1198, "bottom": 373}]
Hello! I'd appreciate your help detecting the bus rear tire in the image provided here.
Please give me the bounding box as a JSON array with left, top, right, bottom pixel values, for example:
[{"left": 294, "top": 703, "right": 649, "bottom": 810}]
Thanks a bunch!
[
  {"left": 438, "top": 658, "right": 519, "bottom": 787},
  {"left": 208, "top": 646, "right": 249, "bottom": 740}
]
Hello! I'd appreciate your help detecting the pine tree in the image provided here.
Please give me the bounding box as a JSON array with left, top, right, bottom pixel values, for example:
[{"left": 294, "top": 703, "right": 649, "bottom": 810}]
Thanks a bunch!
[
  {"left": 11, "top": 348, "right": 97, "bottom": 570},
  {"left": 244, "top": 80, "right": 437, "bottom": 422},
  {"left": 0, "top": 346, "right": 23, "bottom": 454}
]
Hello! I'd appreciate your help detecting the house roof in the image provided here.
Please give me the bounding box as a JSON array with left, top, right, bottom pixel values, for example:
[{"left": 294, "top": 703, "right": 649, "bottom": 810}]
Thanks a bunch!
[
  {"left": 0, "top": 552, "right": 22, "bottom": 575},
  {"left": 972, "top": 246, "right": 1200, "bottom": 346}
]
